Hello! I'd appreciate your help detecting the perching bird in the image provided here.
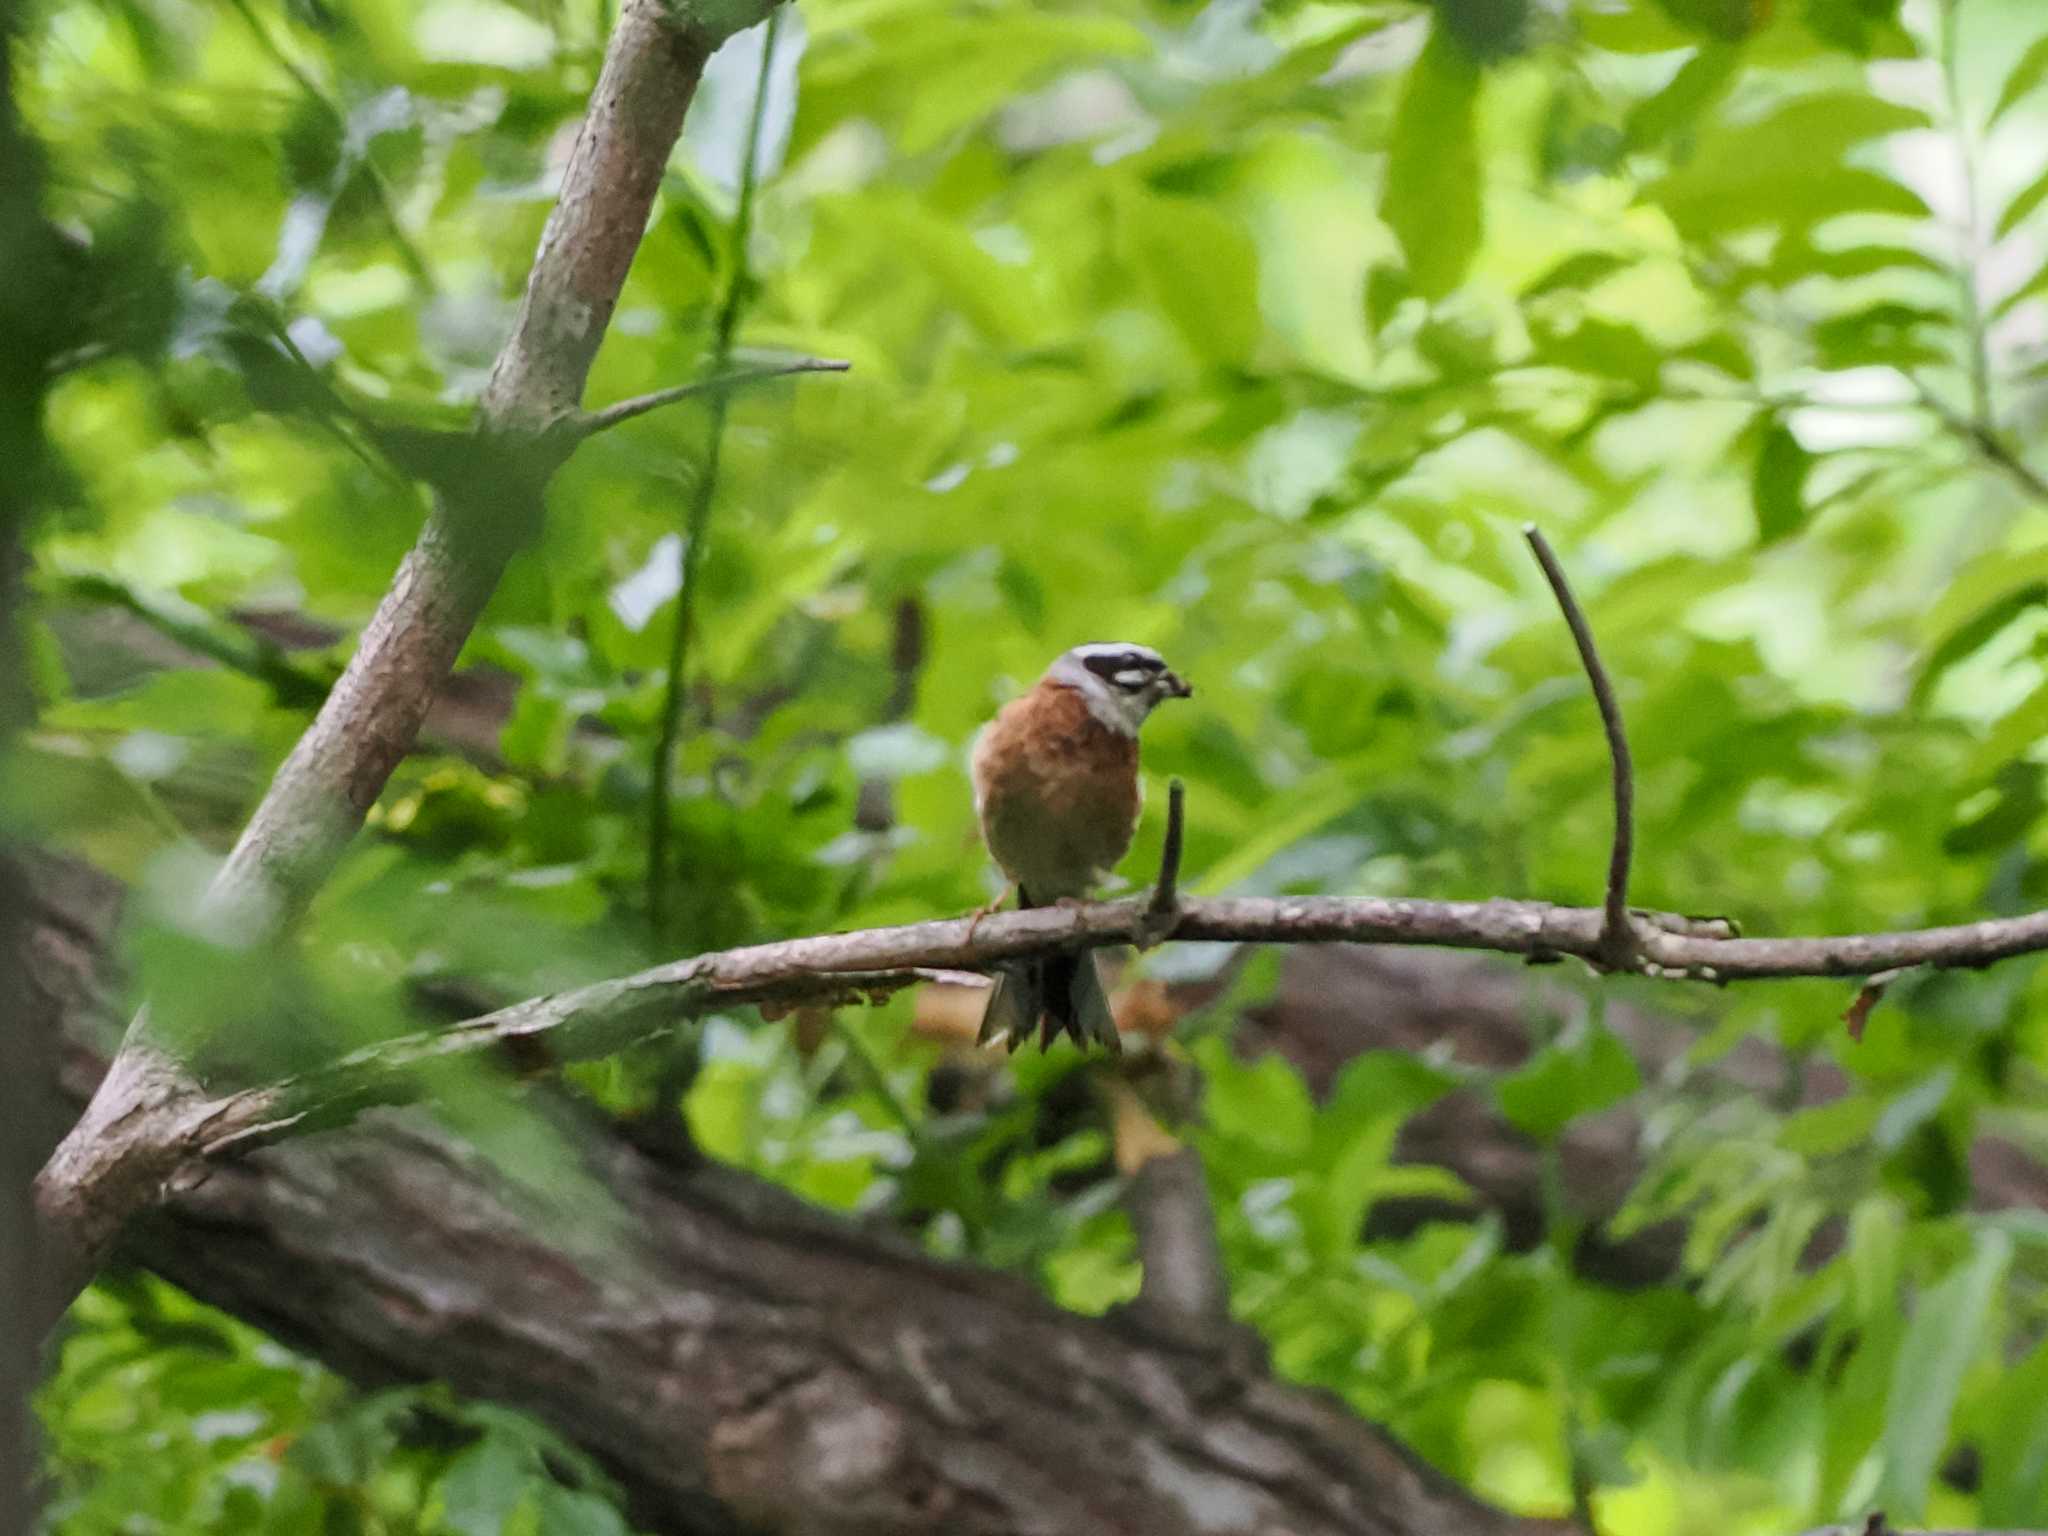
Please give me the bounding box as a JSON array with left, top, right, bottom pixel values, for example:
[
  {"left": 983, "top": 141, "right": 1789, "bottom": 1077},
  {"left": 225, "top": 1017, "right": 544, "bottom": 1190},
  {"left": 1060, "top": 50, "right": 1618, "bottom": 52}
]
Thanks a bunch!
[{"left": 970, "top": 642, "right": 1192, "bottom": 1054}]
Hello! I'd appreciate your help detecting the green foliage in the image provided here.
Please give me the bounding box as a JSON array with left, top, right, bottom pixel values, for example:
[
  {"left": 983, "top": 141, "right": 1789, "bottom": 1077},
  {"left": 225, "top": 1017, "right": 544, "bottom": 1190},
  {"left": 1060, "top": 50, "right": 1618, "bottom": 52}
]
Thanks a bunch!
[
  {"left": 19, "top": 0, "right": 2048, "bottom": 1529},
  {"left": 39, "top": 1275, "right": 632, "bottom": 1535}
]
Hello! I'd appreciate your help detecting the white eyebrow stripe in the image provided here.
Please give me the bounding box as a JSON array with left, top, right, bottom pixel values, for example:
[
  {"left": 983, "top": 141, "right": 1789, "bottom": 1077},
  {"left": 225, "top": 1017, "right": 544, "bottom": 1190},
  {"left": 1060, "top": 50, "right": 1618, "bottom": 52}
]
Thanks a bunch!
[{"left": 1071, "top": 641, "right": 1165, "bottom": 665}]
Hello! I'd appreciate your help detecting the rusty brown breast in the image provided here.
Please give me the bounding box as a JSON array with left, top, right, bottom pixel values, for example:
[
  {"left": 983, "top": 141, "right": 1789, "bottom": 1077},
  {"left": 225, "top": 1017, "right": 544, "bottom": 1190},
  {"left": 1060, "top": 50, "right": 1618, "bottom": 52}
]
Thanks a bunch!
[{"left": 972, "top": 680, "right": 1141, "bottom": 903}]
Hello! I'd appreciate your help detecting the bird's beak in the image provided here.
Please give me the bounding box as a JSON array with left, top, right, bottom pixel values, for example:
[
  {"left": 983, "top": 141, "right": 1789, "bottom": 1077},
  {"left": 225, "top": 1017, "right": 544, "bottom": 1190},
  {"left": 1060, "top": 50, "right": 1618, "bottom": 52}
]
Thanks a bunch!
[{"left": 1162, "top": 670, "right": 1192, "bottom": 700}]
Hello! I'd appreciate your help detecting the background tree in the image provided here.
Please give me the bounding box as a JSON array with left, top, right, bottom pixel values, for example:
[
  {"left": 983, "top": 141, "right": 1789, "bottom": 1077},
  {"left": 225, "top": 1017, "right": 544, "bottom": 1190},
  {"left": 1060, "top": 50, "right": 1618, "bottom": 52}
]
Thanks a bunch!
[{"left": 15, "top": 0, "right": 2048, "bottom": 1530}]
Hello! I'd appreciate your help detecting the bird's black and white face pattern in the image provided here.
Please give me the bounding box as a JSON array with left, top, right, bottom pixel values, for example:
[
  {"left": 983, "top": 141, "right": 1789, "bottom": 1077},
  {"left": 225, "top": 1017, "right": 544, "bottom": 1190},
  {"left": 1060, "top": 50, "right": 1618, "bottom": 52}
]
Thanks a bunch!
[{"left": 1048, "top": 641, "right": 1193, "bottom": 735}]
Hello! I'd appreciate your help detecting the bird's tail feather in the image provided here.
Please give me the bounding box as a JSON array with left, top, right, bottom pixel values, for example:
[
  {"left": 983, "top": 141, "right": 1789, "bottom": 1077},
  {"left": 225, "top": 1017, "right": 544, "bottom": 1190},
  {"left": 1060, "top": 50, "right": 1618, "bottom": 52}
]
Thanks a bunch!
[
  {"left": 977, "top": 962, "right": 1041, "bottom": 1050},
  {"left": 974, "top": 885, "right": 1121, "bottom": 1055},
  {"left": 975, "top": 954, "right": 1120, "bottom": 1055},
  {"left": 1039, "top": 952, "right": 1120, "bottom": 1054}
]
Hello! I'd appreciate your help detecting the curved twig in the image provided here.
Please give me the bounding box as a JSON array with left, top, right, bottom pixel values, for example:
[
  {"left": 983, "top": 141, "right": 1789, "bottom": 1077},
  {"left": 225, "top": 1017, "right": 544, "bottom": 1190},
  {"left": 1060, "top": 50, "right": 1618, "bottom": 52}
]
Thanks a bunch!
[{"left": 1524, "top": 525, "right": 1636, "bottom": 966}]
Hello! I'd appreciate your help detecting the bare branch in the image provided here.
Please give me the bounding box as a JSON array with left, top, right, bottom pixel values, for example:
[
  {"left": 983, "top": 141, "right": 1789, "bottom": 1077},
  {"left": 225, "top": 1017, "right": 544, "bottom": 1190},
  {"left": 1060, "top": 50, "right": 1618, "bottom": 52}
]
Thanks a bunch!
[
  {"left": 1524, "top": 525, "right": 1636, "bottom": 965},
  {"left": 566, "top": 357, "right": 850, "bottom": 442},
  {"left": 55, "top": 887, "right": 2048, "bottom": 1200}
]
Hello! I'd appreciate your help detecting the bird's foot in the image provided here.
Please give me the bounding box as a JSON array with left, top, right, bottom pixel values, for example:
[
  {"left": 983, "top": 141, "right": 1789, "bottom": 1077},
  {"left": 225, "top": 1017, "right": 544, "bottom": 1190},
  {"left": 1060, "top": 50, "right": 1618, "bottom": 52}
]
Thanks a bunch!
[{"left": 963, "top": 885, "right": 1013, "bottom": 945}]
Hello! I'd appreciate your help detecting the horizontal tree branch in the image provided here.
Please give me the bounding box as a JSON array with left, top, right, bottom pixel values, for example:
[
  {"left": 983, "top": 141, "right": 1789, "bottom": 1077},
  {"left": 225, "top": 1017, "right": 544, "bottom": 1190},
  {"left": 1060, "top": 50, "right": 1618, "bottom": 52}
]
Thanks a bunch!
[{"left": 66, "top": 886, "right": 2048, "bottom": 1199}]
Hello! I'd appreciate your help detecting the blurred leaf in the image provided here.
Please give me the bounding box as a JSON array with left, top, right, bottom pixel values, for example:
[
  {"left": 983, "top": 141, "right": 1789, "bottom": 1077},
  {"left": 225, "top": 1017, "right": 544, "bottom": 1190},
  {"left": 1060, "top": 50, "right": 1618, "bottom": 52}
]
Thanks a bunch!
[
  {"left": 1625, "top": 42, "right": 1742, "bottom": 149},
  {"left": 1979, "top": 1334, "right": 2048, "bottom": 1524},
  {"left": 531, "top": 1483, "right": 630, "bottom": 1536},
  {"left": 1120, "top": 184, "right": 1262, "bottom": 366},
  {"left": 1650, "top": 93, "right": 1927, "bottom": 238},
  {"left": 1878, "top": 1230, "right": 2012, "bottom": 1520},
  {"left": 1997, "top": 163, "right": 2048, "bottom": 240},
  {"left": 1496, "top": 1019, "right": 1639, "bottom": 1142},
  {"left": 1802, "top": 0, "right": 1905, "bottom": 55},
  {"left": 439, "top": 1434, "right": 534, "bottom": 1536},
  {"left": 1383, "top": 22, "right": 1482, "bottom": 299},
  {"left": 1989, "top": 32, "right": 2048, "bottom": 127},
  {"left": 1752, "top": 416, "right": 1812, "bottom": 544},
  {"left": 1652, "top": 0, "right": 1772, "bottom": 42},
  {"left": 1911, "top": 547, "right": 2048, "bottom": 707},
  {"left": 1519, "top": 250, "right": 1631, "bottom": 299}
]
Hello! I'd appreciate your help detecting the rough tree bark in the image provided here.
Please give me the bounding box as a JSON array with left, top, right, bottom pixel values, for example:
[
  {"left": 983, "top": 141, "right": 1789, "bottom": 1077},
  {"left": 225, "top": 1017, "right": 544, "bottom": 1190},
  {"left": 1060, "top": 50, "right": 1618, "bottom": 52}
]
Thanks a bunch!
[{"left": 23, "top": 850, "right": 1567, "bottom": 1536}]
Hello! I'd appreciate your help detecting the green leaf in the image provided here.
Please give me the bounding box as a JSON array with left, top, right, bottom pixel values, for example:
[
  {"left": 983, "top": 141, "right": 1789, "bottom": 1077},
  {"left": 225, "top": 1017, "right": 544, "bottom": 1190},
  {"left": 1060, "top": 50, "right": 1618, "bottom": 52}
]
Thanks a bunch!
[
  {"left": 531, "top": 1483, "right": 629, "bottom": 1536},
  {"left": 1652, "top": 0, "right": 1770, "bottom": 42},
  {"left": 1802, "top": 0, "right": 1906, "bottom": 56},
  {"left": 1495, "top": 1019, "right": 1639, "bottom": 1142},
  {"left": 1119, "top": 185, "right": 1262, "bottom": 366},
  {"left": 1845, "top": 1197, "right": 1904, "bottom": 1323},
  {"left": 1989, "top": 32, "right": 2048, "bottom": 127},
  {"left": 1992, "top": 257, "right": 2048, "bottom": 321},
  {"left": 1877, "top": 1230, "right": 2012, "bottom": 1520},
  {"left": 1979, "top": 1334, "right": 2048, "bottom": 1524},
  {"left": 1911, "top": 546, "right": 2048, "bottom": 707},
  {"left": 1625, "top": 42, "right": 1742, "bottom": 149},
  {"left": 1752, "top": 416, "right": 1813, "bottom": 544},
  {"left": 1997, "top": 163, "right": 2048, "bottom": 240},
  {"left": 1811, "top": 301, "right": 1954, "bottom": 371},
  {"left": 1649, "top": 92, "right": 1928, "bottom": 238},
  {"left": 439, "top": 1435, "right": 536, "bottom": 1536},
  {"left": 1382, "top": 22, "right": 1482, "bottom": 300},
  {"left": 1767, "top": 238, "right": 1947, "bottom": 283},
  {"left": 1519, "top": 250, "right": 1632, "bottom": 299},
  {"left": 1197, "top": 1037, "right": 1314, "bottom": 1163}
]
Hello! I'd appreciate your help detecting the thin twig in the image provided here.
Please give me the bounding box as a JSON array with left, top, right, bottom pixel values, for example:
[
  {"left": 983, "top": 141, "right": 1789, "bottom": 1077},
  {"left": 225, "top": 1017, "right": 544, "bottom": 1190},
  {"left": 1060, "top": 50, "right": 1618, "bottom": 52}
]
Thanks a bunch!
[
  {"left": 567, "top": 357, "right": 849, "bottom": 442},
  {"left": 1524, "top": 525, "right": 1636, "bottom": 964},
  {"left": 648, "top": 9, "right": 783, "bottom": 943},
  {"left": 1149, "top": 779, "right": 1186, "bottom": 918}
]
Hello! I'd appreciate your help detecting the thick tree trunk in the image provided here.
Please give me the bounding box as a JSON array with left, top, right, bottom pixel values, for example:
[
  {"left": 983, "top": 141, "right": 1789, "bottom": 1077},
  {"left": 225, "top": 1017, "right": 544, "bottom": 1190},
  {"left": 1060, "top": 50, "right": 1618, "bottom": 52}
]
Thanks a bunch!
[{"left": 23, "top": 850, "right": 1559, "bottom": 1536}]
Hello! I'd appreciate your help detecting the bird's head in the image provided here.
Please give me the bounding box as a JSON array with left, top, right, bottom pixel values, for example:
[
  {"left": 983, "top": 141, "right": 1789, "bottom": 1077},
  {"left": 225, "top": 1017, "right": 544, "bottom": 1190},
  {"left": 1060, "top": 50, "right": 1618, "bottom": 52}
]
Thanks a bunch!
[{"left": 1047, "top": 641, "right": 1193, "bottom": 736}]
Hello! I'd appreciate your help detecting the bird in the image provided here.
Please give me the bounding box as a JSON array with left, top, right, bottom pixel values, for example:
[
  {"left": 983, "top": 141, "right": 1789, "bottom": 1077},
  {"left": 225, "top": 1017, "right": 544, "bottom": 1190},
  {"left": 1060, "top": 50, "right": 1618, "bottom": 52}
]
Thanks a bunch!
[{"left": 970, "top": 641, "right": 1192, "bottom": 1054}]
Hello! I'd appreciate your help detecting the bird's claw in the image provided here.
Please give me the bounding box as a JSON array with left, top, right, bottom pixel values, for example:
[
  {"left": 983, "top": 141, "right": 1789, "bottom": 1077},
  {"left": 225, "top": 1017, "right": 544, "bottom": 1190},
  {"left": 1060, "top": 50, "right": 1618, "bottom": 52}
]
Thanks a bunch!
[{"left": 963, "top": 885, "right": 1014, "bottom": 945}]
